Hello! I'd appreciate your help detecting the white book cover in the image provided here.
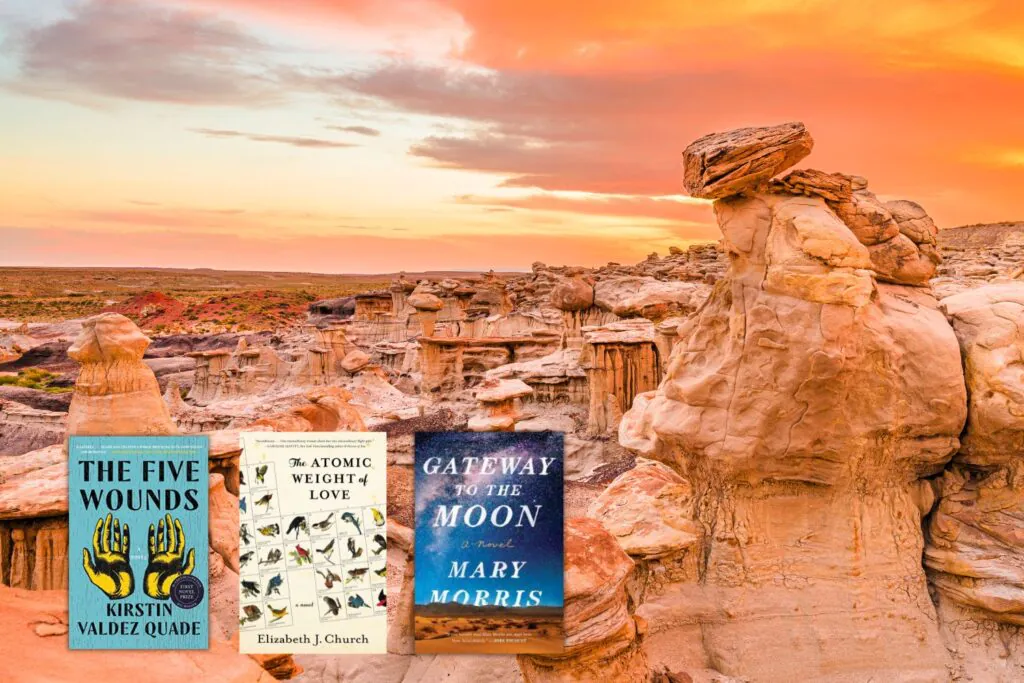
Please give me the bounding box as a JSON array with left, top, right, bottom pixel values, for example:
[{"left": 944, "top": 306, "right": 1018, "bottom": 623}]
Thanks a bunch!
[{"left": 237, "top": 432, "right": 387, "bottom": 654}]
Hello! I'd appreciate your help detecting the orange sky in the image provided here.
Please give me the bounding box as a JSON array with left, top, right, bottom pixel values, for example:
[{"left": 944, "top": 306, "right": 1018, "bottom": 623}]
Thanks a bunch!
[{"left": 1, "top": 0, "right": 1022, "bottom": 272}]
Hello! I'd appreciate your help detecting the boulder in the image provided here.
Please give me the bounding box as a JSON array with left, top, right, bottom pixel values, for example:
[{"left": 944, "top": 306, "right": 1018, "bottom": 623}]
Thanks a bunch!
[
  {"left": 886, "top": 199, "right": 939, "bottom": 245},
  {"left": 550, "top": 277, "right": 595, "bottom": 312},
  {"left": 341, "top": 349, "right": 372, "bottom": 374},
  {"left": 474, "top": 378, "right": 533, "bottom": 403},
  {"left": 589, "top": 460, "right": 700, "bottom": 560},
  {"left": 407, "top": 292, "right": 443, "bottom": 312}
]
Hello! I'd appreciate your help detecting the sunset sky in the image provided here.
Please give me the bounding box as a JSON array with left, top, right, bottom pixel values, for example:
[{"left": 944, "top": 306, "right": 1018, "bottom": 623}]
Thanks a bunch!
[{"left": 1, "top": 0, "right": 1022, "bottom": 273}]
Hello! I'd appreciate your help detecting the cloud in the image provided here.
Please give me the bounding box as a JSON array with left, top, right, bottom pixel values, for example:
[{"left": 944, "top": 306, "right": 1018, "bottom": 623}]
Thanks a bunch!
[
  {"left": 457, "top": 192, "right": 715, "bottom": 226},
  {"left": 179, "top": 0, "right": 1024, "bottom": 75},
  {"left": 8, "top": 0, "right": 282, "bottom": 105},
  {"left": 330, "top": 57, "right": 1024, "bottom": 227},
  {"left": 189, "top": 127, "right": 358, "bottom": 148},
  {"left": 326, "top": 125, "right": 381, "bottom": 137}
]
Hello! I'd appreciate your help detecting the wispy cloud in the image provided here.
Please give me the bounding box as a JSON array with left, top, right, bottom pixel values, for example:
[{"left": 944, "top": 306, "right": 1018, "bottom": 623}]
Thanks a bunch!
[
  {"left": 189, "top": 128, "right": 358, "bottom": 149},
  {"left": 326, "top": 124, "right": 381, "bottom": 137}
]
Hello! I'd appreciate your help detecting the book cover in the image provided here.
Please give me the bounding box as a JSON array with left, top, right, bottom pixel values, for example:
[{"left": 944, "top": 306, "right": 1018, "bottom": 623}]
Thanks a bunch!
[
  {"left": 69, "top": 435, "right": 209, "bottom": 650},
  {"left": 414, "top": 431, "right": 564, "bottom": 654},
  {"left": 238, "top": 432, "right": 387, "bottom": 654}
]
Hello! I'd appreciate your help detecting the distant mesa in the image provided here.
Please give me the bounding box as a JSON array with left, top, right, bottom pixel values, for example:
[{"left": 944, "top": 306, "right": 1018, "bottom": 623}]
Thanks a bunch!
[{"left": 939, "top": 221, "right": 1024, "bottom": 249}]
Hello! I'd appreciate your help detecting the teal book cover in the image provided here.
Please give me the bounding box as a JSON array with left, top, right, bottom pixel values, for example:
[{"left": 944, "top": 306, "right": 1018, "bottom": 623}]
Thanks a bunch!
[{"left": 69, "top": 436, "right": 209, "bottom": 650}]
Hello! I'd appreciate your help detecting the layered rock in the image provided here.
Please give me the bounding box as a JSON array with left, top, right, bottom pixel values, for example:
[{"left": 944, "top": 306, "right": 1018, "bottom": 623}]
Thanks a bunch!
[
  {"left": 923, "top": 284, "right": 1024, "bottom": 680},
  {"left": 682, "top": 122, "right": 813, "bottom": 199},
  {"left": 0, "top": 399, "right": 65, "bottom": 456},
  {"left": 418, "top": 333, "right": 560, "bottom": 397},
  {"left": 487, "top": 348, "right": 588, "bottom": 405},
  {"left": 518, "top": 518, "right": 647, "bottom": 682},
  {"left": 619, "top": 123, "right": 968, "bottom": 681}
]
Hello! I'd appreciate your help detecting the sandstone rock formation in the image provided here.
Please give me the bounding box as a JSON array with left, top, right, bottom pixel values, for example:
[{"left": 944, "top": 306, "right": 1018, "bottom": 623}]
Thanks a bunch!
[
  {"left": 66, "top": 313, "right": 176, "bottom": 438},
  {"left": 619, "top": 122, "right": 969, "bottom": 681},
  {"left": 249, "top": 387, "right": 366, "bottom": 432},
  {"left": 518, "top": 518, "right": 647, "bottom": 682},
  {"left": 579, "top": 322, "right": 660, "bottom": 436},
  {"left": 0, "top": 399, "right": 64, "bottom": 455},
  {"left": 589, "top": 460, "right": 700, "bottom": 569},
  {"left": 921, "top": 283, "right": 1024, "bottom": 680},
  {"left": 408, "top": 288, "right": 444, "bottom": 337},
  {"left": 939, "top": 284, "right": 1024, "bottom": 464},
  {"left": 467, "top": 378, "right": 533, "bottom": 431}
]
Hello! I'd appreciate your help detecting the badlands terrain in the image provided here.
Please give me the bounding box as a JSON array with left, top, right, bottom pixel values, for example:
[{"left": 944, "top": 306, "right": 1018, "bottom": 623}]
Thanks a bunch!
[{"left": 1, "top": 122, "right": 1023, "bottom": 682}]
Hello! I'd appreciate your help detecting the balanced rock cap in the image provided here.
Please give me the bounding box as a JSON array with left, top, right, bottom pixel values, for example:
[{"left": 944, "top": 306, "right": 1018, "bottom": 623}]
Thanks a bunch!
[
  {"left": 407, "top": 292, "right": 443, "bottom": 312},
  {"left": 683, "top": 122, "right": 813, "bottom": 199}
]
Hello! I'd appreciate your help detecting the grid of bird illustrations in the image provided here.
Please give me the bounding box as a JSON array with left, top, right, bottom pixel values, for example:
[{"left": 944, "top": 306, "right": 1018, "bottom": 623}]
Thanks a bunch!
[{"left": 238, "top": 461, "right": 387, "bottom": 632}]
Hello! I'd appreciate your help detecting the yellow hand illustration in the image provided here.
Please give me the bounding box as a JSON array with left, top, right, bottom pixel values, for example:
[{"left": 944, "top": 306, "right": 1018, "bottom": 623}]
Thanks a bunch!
[
  {"left": 144, "top": 513, "right": 196, "bottom": 600},
  {"left": 83, "top": 513, "right": 134, "bottom": 599}
]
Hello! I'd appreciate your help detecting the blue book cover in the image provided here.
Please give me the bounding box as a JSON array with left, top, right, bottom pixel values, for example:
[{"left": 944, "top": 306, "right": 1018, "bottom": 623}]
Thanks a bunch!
[
  {"left": 414, "top": 431, "right": 564, "bottom": 654},
  {"left": 69, "top": 435, "right": 209, "bottom": 650}
]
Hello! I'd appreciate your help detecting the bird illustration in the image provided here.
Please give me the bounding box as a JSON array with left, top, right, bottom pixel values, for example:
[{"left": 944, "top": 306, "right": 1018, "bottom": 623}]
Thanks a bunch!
[
  {"left": 267, "top": 604, "right": 288, "bottom": 622},
  {"left": 291, "top": 544, "right": 312, "bottom": 565},
  {"left": 265, "top": 573, "right": 284, "bottom": 596},
  {"left": 257, "top": 523, "right": 279, "bottom": 537},
  {"left": 286, "top": 516, "right": 307, "bottom": 538},
  {"left": 317, "top": 568, "right": 341, "bottom": 589},
  {"left": 341, "top": 511, "right": 361, "bottom": 534},
  {"left": 240, "top": 524, "right": 251, "bottom": 546},
  {"left": 374, "top": 566, "right": 386, "bottom": 578},
  {"left": 371, "top": 508, "right": 385, "bottom": 527},
  {"left": 255, "top": 493, "right": 274, "bottom": 511},
  {"left": 371, "top": 533, "right": 386, "bottom": 555},
  {"left": 239, "top": 496, "right": 247, "bottom": 514},
  {"left": 377, "top": 589, "right": 386, "bottom": 608},
  {"left": 317, "top": 539, "right": 336, "bottom": 562},
  {"left": 256, "top": 464, "right": 268, "bottom": 484},
  {"left": 323, "top": 595, "right": 342, "bottom": 616},
  {"left": 347, "top": 594, "right": 368, "bottom": 610},
  {"left": 240, "top": 551, "right": 254, "bottom": 568},
  {"left": 241, "top": 605, "right": 262, "bottom": 623},
  {"left": 346, "top": 567, "right": 368, "bottom": 584},
  {"left": 241, "top": 580, "right": 259, "bottom": 598},
  {"left": 239, "top": 469, "right": 246, "bottom": 487},
  {"left": 261, "top": 548, "right": 283, "bottom": 566},
  {"left": 312, "top": 512, "right": 334, "bottom": 531},
  {"left": 347, "top": 536, "right": 363, "bottom": 559}
]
